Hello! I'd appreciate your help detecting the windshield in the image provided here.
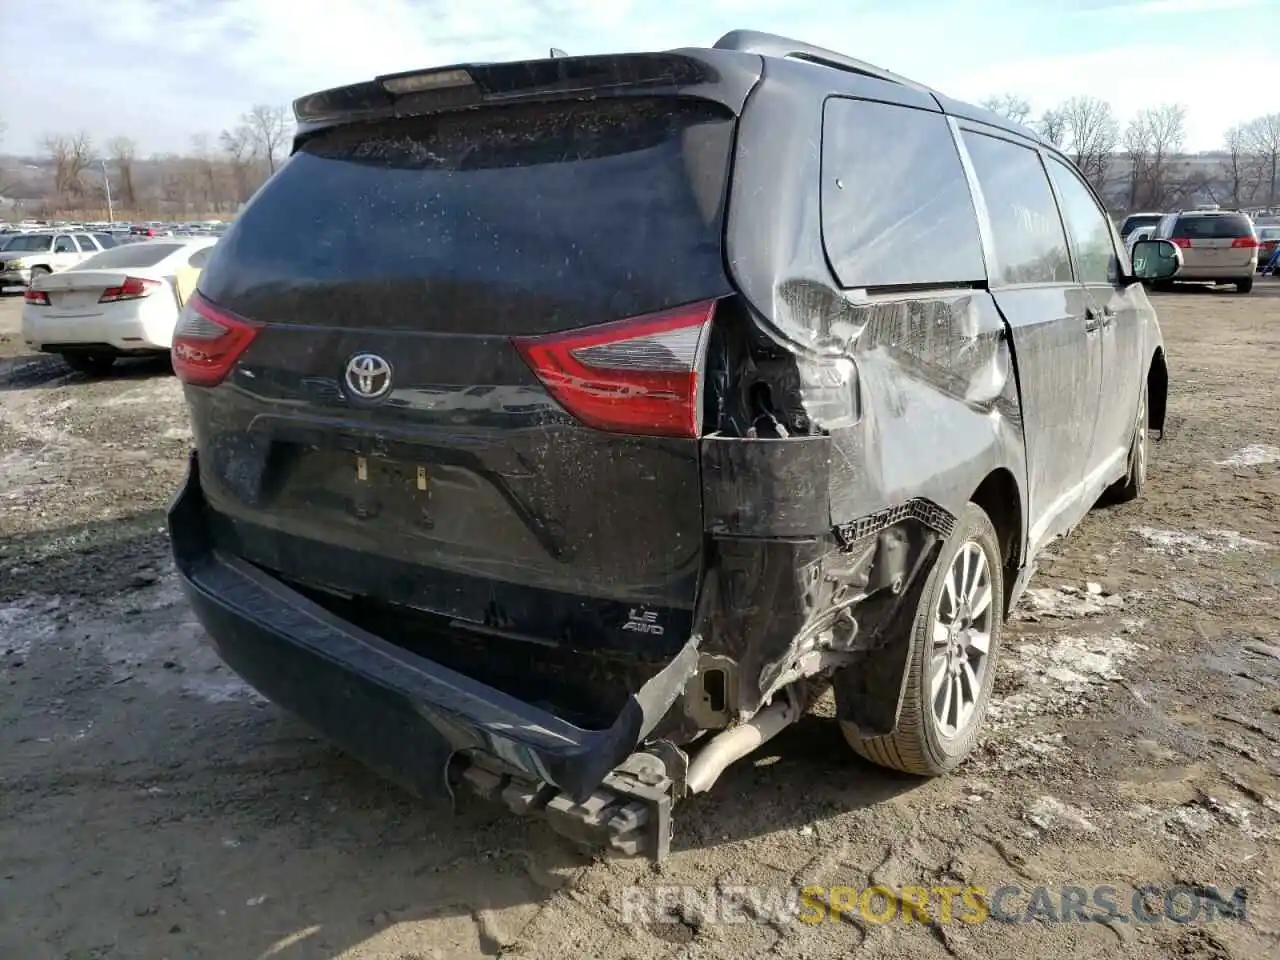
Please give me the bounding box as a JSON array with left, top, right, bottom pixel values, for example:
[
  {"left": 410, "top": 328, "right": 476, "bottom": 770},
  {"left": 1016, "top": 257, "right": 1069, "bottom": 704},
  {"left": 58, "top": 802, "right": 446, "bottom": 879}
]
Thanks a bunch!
[{"left": 2, "top": 234, "right": 55, "bottom": 252}]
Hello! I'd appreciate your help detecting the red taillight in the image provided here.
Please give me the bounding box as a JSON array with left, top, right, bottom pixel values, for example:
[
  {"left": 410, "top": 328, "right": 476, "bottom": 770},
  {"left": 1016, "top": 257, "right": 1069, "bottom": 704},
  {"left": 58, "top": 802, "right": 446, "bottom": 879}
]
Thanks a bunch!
[
  {"left": 24, "top": 289, "right": 50, "bottom": 306},
  {"left": 99, "top": 276, "right": 158, "bottom": 303},
  {"left": 1231, "top": 236, "right": 1258, "bottom": 249},
  {"left": 171, "top": 291, "right": 262, "bottom": 387},
  {"left": 1171, "top": 237, "right": 1191, "bottom": 248},
  {"left": 513, "top": 300, "right": 718, "bottom": 438}
]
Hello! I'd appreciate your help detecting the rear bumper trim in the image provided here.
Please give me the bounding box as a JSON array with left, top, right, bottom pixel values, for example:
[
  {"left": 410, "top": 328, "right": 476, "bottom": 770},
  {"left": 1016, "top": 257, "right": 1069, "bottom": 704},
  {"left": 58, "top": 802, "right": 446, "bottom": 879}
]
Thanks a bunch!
[{"left": 168, "top": 450, "right": 680, "bottom": 802}]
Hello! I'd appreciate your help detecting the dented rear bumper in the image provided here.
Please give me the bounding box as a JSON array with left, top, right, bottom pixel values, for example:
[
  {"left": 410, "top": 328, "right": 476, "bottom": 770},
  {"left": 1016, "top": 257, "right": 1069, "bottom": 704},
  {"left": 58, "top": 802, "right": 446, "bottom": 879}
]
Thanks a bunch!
[{"left": 168, "top": 451, "right": 699, "bottom": 805}]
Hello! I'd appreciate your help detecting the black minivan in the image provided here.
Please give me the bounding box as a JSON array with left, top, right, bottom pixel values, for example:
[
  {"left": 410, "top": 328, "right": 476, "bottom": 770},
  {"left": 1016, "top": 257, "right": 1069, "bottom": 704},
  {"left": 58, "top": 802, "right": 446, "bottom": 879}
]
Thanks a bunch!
[{"left": 168, "top": 31, "right": 1180, "bottom": 857}]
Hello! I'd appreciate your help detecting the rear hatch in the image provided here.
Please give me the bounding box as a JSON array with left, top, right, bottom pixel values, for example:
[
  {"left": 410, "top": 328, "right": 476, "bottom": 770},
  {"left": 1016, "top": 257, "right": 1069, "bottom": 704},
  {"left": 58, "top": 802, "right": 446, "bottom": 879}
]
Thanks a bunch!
[
  {"left": 1170, "top": 212, "right": 1258, "bottom": 269},
  {"left": 184, "top": 93, "right": 738, "bottom": 725}
]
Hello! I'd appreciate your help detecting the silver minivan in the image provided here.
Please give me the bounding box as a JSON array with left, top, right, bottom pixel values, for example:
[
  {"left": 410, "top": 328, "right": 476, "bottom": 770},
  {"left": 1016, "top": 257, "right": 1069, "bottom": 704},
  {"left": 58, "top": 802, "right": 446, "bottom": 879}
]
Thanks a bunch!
[{"left": 1152, "top": 209, "right": 1259, "bottom": 293}]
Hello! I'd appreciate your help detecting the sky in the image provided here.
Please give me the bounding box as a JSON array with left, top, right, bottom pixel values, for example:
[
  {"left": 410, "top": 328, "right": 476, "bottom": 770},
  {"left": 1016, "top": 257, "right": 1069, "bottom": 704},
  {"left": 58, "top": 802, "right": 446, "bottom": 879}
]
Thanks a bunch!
[{"left": 1, "top": 0, "right": 1276, "bottom": 156}]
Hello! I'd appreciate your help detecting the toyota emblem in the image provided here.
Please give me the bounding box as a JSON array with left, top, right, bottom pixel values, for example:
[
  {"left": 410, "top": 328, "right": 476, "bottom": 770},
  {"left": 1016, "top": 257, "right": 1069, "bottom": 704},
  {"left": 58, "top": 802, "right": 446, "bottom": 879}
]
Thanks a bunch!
[{"left": 344, "top": 353, "right": 393, "bottom": 401}]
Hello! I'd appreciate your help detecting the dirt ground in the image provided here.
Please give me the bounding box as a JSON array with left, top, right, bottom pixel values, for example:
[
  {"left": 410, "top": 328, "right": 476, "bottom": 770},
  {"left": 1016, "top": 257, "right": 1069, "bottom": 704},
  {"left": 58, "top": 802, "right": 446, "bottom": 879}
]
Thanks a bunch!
[{"left": 1, "top": 282, "right": 1278, "bottom": 960}]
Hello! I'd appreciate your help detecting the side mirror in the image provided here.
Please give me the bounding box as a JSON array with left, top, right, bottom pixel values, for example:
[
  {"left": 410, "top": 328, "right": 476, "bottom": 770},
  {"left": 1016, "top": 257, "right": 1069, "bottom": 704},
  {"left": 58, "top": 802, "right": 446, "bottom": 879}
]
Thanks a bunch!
[{"left": 1130, "top": 238, "right": 1182, "bottom": 282}]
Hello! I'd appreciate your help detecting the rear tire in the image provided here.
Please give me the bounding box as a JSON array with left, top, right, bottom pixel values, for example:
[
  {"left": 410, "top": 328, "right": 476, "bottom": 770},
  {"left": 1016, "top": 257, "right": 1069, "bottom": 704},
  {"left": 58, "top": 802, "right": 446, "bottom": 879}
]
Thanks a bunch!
[
  {"left": 61, "top": 353, "right": 116, "bottom": 375},
  {"left": 1236, "top": 277, "right": 1253, "bottom": 294},
  {"left": 1104, "top": 380, "right": 1148, "bottom": 504},
  {"left": 841, "top": 503, "right": 1004, "bottom": 776}
]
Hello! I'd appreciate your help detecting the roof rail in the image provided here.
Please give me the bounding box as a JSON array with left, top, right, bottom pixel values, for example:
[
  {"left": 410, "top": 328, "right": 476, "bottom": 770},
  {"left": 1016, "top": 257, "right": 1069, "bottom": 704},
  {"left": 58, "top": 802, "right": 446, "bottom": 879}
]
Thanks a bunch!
[{"left": 713, "top": 29, "right": 937, "bottom": 96}]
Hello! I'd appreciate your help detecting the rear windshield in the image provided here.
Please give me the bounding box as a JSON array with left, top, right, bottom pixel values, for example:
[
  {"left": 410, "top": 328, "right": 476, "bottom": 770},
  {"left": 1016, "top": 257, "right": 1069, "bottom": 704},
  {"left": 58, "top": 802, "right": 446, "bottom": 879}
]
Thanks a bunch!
[
  {"left": 3, "top": 234, "right": 54, "bottom": 252},
  {"left": 78, "top": 242, "right": 187, "bottom": 270},
  {"left": 1172, "top": 214, "right": 1253, "bottom": 239},
  {"left": 199, "top": 97, "right": 736, "bottom": 334},
  {"left": 1120, "top": 214, "right": 1161, "bottom": 234},
  {"left": 1258, "top": 226, "right": 1280, "bottom": 240}
]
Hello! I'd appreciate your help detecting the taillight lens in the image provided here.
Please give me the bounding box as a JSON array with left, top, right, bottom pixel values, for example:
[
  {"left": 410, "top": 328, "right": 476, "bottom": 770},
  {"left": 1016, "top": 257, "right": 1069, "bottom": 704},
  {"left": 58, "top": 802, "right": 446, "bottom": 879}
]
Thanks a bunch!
[
  {"left": 24, "top": 289, "right": 50, "bottom": 306},
  {"left": 513, "top": 300, "right": 718, "bottom": 438},
  {"left": 100, "top": 276, "right": 158, "bottom": 303},
  {"left": 1171, "top": 237, "right": 1191, "bottom": 248},
  {"left": 1231, "top": 236, "right": 1258, "bottom": 249},
  {"left": 171, "top": 291, "right": 262, "bottom": 387}
]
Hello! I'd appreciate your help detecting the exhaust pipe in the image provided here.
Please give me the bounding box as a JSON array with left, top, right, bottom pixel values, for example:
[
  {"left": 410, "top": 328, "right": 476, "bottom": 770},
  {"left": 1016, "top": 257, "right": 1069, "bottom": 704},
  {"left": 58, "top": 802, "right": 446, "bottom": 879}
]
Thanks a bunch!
[{"left": 685, "top": 690, "right": 800, "bottom": 795}]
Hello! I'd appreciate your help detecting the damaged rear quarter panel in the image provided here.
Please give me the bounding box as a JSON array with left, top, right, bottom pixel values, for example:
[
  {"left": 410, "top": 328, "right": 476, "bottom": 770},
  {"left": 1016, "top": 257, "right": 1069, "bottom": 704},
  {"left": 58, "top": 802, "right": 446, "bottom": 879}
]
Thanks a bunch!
[{"left": 696, "top": 59, "right": 1029, "bottom": 730}]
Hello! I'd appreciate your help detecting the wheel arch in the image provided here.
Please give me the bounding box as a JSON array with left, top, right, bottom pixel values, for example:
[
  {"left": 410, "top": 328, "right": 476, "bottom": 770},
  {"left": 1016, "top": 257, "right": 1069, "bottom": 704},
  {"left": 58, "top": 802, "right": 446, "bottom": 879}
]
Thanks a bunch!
[
  {"left": 1148, "top": 346, "right": 1168, "bottom": 436},
  {"left": 969, "top": 467, "right": 1023, "bottom": 620}
]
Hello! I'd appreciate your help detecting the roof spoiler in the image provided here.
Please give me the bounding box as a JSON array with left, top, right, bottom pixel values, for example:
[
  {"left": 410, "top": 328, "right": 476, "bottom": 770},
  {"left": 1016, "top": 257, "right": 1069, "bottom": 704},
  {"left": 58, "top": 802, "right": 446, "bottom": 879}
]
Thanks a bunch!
[{"left": 291, "top": 49, "right": 759, "bottom": 138}]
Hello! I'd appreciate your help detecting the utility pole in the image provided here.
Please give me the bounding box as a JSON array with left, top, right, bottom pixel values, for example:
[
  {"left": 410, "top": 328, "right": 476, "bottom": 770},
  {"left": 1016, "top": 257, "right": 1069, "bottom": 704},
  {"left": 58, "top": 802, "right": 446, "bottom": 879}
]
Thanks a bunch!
[{"left": 101, "top": 159, "right": 114, "bottom": 224}]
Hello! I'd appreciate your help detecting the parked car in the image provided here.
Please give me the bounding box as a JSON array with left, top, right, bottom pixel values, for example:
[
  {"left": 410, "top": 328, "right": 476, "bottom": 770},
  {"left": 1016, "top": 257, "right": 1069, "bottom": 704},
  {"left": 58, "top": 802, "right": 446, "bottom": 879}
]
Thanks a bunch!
[
  {"left": 1118, "top": 211, "right": 1164, "bottom": 240},
  {"left": 21, "top": 237, "right": 216, "bottom": 374},
  {"left": 1256, "top": 225, "right": 1280, "bottom": 270},
  {"left": 0, "top": 231, "right": 109, "bottom": 289},
  {"left": 166, "top": 30, "right": 1178, "bottom": 858},
  {"left": 1150, "top": 209, "right": 1258, "bottom": 293}
]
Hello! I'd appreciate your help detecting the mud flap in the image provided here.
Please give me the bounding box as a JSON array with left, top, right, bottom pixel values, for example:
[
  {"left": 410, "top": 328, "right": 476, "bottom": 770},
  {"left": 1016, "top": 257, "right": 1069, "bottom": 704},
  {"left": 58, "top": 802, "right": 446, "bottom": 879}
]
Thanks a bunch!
[{"left": 831, "top": 534, "right": 941, "bottom": 737}]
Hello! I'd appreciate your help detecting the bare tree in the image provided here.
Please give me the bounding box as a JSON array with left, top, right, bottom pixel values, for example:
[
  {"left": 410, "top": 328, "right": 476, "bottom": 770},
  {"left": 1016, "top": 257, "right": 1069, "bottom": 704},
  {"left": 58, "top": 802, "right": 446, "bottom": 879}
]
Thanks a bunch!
[
  {"left": 41, "top": 132, "right": 94, "bottom": 197},
  {"left": 1243, "top": 113, "right": 1280, "bottom": 206},
  {"left": 107, "top": 136, "right": 138, "bottom": 207},
  {"left": 220, "top": 125, "right": 255, "bottom": 202},
  {"left": 1057, "top": 96, "right": 1119, "bottom": 191},
  {"left": 980, "top": 93, "right": 1032, "bottom": 125},
  {"left": 189, "top": 133, "right": 221, "bottom": 210},
  {"left": 1037, "top": 108, "right": 1067, "bottom": 148},
  {"left": 1122, "top": 115, "right": 1151, "bottom": 212},
  {"left": 243, "top": 104, "right": 289, "bottom": 175},
  {"left": 1137, "top": 104, "right": 1187, "bottom": 210},
  {"left": 1221, "top": 124, "right": 1262, "bottom": 207}
]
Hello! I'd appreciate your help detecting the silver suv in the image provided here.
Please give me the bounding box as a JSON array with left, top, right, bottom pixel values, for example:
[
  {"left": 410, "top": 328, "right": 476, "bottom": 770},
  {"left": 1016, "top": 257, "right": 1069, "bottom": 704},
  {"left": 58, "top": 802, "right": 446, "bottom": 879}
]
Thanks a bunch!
[{"left": 1151, "top": 209, "right": 1258, "bottom": 293}]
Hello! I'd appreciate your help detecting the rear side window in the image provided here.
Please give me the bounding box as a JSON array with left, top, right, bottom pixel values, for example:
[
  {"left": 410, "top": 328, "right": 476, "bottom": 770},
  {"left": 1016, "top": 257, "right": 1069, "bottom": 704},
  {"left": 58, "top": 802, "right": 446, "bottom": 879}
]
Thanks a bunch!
[
  {"left": 200, "top": 97, "right": 735, "bottom": 334},
  {"left": 962, "top": 131, "right": 1071, "bottom": 286},
  {"left": 1171, "top": 214, "right": 1254, "bottom": 239},
  {"left": 54, "top": 236, "right": 77, "bottom": 253},
  {"left": 78, "top": 243, "right": 185, "bottom": 270},
  {"left": 1120, "top": 214, "right": 1161, "bottom": 235},
  {"left": 820, "top": 99, "right": 984, "bottom": 288}
]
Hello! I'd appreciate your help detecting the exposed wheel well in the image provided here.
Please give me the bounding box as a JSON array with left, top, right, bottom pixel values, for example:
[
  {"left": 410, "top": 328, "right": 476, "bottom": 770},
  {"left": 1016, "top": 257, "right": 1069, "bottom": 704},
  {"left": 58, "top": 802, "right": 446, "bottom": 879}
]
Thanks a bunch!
[
  {"left": 970, "top": 468, "right": 1022, "bottom": 619},
  {"left": 1148, "top": 347, "right": 1168, "bottom": 436}
]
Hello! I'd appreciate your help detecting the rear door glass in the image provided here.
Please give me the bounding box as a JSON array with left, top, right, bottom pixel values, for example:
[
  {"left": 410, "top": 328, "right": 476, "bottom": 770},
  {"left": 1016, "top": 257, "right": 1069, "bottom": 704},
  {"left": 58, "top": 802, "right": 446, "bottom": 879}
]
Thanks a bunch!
[
  {"left": 199, "top": 97, "right": 736, "bottom": 335},
  {"left": 1171, "top": 214, "right": 1253, "bottom": 239},
  {"left": 78, "top": 243, "right": 185, "bottom": 270},
  {"left": 820, "top": 98, "right": 985, "bottom": 289}
]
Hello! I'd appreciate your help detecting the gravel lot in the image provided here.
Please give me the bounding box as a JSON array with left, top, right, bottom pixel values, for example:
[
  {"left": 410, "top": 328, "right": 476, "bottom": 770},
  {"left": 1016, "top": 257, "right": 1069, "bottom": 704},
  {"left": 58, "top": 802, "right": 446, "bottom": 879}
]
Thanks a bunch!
[{"left": 2, "top": 284, "right": 1278, "bottom": 960}]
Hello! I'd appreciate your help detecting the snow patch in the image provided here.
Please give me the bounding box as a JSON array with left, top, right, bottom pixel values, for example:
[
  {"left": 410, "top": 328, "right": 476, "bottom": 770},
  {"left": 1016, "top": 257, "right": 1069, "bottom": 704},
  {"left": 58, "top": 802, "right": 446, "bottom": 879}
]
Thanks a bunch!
[
  {"left": 1131, "top": 526, "right": 1271, "bottom": 555},
  {"left": 1014, "top": 583, "right": 1133, "bottom": 620},
  {"left": 0, "top": 596, "right": 61, "bottom": 657},
  {"left": 1216, "top": 444, "right": 1280, "bottom": 468},
  {"left": 989, "top": 633, "right": 1145, "bottom": 729}
]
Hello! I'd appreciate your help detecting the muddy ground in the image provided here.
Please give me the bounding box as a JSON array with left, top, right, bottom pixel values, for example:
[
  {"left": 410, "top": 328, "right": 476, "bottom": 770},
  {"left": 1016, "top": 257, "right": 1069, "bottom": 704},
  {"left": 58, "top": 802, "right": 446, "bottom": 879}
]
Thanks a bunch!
[{"left": 1, "top": 283, "right": 1278, "bottom": 960}]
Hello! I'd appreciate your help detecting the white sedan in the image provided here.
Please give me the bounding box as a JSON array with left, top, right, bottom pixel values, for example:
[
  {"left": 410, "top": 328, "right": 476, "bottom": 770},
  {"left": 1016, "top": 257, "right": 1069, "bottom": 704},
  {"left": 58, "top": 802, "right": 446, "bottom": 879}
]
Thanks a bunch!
[{"left": 21, "top": 238, "right": 216, "bottom": 374}]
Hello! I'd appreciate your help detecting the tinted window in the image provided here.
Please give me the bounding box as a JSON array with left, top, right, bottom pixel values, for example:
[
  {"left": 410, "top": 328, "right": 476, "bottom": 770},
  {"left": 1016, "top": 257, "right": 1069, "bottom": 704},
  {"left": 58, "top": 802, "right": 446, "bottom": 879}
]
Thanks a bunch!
[
  {"left": 77, "top": 242, "right": 186, "bottom": 270},
  {"left": 1047, "top": 158, "right": 1118, "bottom": 284},
  {"left": 4, "top": 234, "right": 54, "bottom": 252},
  {"left": 962, "top": 132, "right": 1071, "bottom": 285},
  {"left": 73, "top": 234, "right": 98, "bottom": 252},
  {"left": 200, "top": 97, "right": 735, "bottom": 335},
  {"left": 820, "top": 99, "right": 984, "bottom": 288},
  {"left": 1172, "top": 214, "right": 1254, "bottom": 239},
  {"left": 54, "top": 236, "right": 76, "bottom": 253},
  {"left": 93, "top": 233, "right": 118, "bottom": 248}
]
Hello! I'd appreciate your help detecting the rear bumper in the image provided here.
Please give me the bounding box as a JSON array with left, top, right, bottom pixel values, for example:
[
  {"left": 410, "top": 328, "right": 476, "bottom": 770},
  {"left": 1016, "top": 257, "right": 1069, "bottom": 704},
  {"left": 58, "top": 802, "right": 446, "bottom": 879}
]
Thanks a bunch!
[
  {"left": 169, "top": 451, "right": 689, "bottom": 802},
  {"left": 1173, "top": 262, "right": 1256, "bottom": 281},
  {"left": 23, "top": 312, "right": 170, "bottom": 352}
]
